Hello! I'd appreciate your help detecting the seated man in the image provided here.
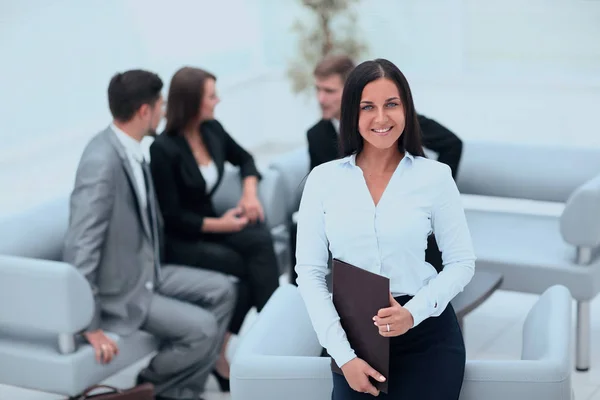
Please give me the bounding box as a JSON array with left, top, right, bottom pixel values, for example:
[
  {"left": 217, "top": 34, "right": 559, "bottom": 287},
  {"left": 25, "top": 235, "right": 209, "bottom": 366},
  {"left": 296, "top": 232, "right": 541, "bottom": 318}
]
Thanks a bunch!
[
  {"left": 62, "top": 69, "right": 236, "bottom": 400},
  {"left": 290, "top": 55, "right": 463, "bottom": 284}
]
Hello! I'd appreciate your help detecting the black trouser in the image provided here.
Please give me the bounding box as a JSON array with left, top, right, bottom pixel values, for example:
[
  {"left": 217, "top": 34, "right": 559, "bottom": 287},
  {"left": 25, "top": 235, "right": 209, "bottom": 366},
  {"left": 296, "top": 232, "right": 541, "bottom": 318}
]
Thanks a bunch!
[
  {"left": 418, "top": 114, "right": 463, "bottom": 179},
  {"left": 165, "top": 223, "right": 280, "bottom": 334},
  {"left": 332, "top": 298, "right": 465, "bottom": 400}
]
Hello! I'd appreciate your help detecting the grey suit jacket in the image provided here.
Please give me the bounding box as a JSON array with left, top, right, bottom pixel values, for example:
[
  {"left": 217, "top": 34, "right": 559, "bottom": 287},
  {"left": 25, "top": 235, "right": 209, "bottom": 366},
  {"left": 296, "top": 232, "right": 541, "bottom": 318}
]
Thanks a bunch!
[{"left": 63, "top": 127, "right": 163, "bottom": 336}]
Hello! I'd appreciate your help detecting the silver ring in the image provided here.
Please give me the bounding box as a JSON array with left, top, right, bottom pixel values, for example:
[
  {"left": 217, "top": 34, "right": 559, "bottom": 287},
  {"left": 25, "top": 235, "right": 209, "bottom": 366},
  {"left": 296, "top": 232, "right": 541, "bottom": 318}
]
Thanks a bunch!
[{"left": 386, "top": 324, "right": 390, "bottom": 332}]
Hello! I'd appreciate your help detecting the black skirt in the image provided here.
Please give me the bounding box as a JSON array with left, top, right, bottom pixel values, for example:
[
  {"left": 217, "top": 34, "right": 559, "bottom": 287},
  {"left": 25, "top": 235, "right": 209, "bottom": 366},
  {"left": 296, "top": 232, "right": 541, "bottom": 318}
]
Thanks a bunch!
[{"left": 332, "top": 295, "right": 466, "bottom": 400}]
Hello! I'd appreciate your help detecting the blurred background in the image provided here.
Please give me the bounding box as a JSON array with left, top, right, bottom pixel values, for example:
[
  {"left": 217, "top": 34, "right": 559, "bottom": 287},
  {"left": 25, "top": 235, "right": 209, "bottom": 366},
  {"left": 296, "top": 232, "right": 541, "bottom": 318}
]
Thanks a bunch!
[
  {"left": 1, "top": 0, "right": 599, "bottom": 217},
  {"left": 2, "top": 1, "right": 600, "bottom": 400}
]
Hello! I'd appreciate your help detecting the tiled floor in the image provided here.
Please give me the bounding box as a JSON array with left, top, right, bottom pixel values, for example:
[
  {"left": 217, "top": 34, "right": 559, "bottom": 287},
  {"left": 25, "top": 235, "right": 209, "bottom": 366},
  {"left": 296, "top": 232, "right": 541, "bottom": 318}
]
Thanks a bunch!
[{"left": 1, "top": 288, "right": 599, "bottom": 399}]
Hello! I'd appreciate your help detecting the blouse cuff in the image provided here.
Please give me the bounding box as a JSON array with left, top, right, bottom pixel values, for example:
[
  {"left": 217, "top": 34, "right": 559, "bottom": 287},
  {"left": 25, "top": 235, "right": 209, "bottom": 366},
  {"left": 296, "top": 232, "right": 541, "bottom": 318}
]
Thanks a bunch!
[
  {"left": 403, "top": 292, "right": 438, "bottom": 328},
  {"left": 329, "top": 346, "right": 357, "bottom": 369}
]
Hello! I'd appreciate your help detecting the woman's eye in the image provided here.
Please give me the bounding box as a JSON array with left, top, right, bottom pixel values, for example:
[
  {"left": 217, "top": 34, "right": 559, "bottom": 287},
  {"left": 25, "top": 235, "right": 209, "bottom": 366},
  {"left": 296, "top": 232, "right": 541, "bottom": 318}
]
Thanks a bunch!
[
  {"left": 361, "top": 105, "right": 373, "bottom": 111},
  {"left": 386, "top": 103, "right": 398, "bottom": 108}
]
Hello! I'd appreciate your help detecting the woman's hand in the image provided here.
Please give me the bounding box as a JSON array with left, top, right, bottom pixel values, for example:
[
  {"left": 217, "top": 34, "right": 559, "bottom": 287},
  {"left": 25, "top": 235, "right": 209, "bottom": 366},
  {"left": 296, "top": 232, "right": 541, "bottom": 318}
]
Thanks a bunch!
[
  {"left": 219, "top": 207, "right": 249, "bottom": 232},
  {"left": 373, "top": 293, "right": 414, "bottom": 337},
  {"left": 340, "top": 357, "right": 386, "bottom": 396},
  {"left": 237, "top": 194, "right": 264, "bottom": 224}
]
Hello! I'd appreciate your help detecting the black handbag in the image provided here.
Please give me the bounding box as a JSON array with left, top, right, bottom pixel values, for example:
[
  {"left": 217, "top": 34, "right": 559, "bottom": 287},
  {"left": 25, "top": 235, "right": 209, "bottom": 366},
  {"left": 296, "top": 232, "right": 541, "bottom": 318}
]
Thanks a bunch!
[{"left": 69, "top": 383, "right": 154, "bottom": 400}]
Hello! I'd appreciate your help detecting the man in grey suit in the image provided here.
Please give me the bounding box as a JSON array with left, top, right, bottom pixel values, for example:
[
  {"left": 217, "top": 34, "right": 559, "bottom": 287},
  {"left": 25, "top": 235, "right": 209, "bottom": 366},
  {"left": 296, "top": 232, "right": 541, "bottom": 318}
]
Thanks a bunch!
[{"left": 63, "top": 69, "right": 236, "bottom": 400}]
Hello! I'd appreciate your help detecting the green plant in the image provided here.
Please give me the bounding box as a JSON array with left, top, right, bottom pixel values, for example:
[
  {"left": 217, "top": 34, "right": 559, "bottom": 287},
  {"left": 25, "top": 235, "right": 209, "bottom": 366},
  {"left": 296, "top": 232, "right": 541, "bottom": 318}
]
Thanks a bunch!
[{"left": 287, "top": 0, "right": 368, "bottom": 95}]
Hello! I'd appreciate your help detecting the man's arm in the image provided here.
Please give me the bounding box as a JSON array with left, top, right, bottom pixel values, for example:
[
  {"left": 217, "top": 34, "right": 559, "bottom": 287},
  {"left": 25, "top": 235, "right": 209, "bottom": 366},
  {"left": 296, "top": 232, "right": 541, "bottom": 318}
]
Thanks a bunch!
[
  {"left": 307, "top": 128, "right": 326, "bottom": 171},
  {"left": 418, "top": 114, "right": 463, "bottom": 179},
  {"left": 64, "top": 153, "right": 115, "bottom": 331},
  {"left": 63, "top": 152, "right": 120, "bottom": 363}
]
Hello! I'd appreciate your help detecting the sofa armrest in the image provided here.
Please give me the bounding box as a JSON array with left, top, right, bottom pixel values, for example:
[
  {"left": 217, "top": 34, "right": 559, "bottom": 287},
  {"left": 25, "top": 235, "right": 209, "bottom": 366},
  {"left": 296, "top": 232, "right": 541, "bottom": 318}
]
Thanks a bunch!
[
  {"left": 560, "top": 173, "right": 600, "bottom": 250},
  {"left": 231, "top": 284, "right": 328, "bottom": 399},
  {"left": 461, "top": 360, "right": 571, "bottom": 400},
  {"left": 0, "top": 255, "right": 94, "bottom": 334},
  {"left": 233, "top": 284, "right": 321, "bottom": 358}
]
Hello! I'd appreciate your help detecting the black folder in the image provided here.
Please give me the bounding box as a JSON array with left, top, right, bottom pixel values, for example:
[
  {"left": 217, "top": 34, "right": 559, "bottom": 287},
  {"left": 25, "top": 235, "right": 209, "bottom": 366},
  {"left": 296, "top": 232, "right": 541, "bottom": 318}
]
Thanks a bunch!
[{"left": 330, "top": 258, "right": 390, "bottom": 393}]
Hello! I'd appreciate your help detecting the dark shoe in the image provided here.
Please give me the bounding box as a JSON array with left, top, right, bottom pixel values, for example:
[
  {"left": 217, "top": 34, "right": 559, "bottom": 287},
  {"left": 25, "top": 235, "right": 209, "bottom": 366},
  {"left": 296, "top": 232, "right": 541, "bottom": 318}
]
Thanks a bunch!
[{"left": 211, "top": 369, "right": 230, "bottom": 392}]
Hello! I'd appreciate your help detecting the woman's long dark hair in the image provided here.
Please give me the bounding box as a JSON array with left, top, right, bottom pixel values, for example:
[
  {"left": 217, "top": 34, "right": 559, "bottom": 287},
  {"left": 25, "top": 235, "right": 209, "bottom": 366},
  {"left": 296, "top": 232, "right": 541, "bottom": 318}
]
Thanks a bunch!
[
  {"left": 339, "top": 58, "right": 425, "bottom": 158},
  {"left": 164, "top": 66, "right": 216, "bottom": 135}
]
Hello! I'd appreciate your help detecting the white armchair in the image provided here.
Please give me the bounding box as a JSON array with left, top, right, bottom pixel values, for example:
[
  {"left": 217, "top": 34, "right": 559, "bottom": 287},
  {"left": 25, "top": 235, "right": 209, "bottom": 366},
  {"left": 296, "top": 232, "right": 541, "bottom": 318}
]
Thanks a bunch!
[{"left": 231, "top": 284, "right": 573, "bottom": 400}]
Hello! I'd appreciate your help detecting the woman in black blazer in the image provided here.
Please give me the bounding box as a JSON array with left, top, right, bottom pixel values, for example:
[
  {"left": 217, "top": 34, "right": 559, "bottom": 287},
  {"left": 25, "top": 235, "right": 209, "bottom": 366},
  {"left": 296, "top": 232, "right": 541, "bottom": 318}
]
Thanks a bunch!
[{"left": 149, "top": 67, "right": 280, "bottom": 390}]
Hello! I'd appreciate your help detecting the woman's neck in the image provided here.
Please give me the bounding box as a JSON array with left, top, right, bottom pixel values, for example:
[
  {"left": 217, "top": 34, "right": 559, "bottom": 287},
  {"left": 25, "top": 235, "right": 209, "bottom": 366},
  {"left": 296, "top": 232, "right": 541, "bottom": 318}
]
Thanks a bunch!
[
  {"left": 183, "top": 123, "right": 201, "bottom": 142},
  {"left": 356, "top": 144, "right": 404, "bottom": 174}
]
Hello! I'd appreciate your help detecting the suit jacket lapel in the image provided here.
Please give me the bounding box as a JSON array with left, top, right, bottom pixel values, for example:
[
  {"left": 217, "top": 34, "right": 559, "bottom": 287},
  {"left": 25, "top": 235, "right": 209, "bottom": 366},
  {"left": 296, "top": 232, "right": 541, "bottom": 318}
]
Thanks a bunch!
[
  {"left": 105, "top": 128, "right": 152, "bottom": 240},
  {"left": 325, "top": 120, "right": 340, "bottom": 159},
  {"left": 174, "top": 135, "right": 206, "bottom": 185},
  {"left": 174, "top": 128, "right": 223, "bottom": 196},
  {"left": 201, "top": 126, "right": 224, "bottom": 195}
]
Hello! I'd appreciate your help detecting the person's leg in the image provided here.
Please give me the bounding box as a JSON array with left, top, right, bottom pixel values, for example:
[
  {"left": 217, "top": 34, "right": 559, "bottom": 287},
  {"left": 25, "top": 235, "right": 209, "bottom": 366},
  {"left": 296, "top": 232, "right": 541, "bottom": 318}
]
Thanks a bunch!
[
  {"left": 228, "top": 280, "right": 251, "bottom": 334},
  {"left": 221, "top": 223, "right": 280, "bottom": 312},
  {"left": 388, "top": 302, "right": 466, "bottom": 400},
  {"left": 289, "top": 219, "right": 298, "bottom": 285},
  {"left": 138, "top": 294, "right": 221, "bottom": 400},
  {"left": 166, "top": 237, "right": 247, "bottom": 278},
  {"left": 418, "top": 114, "right": 463, "bottom": 179},
  {"left": 158, "top": 265, "right": 237, "bottom": 386},
  {"left": 164, "top": 238, "right": 251, "bottom": 335}
]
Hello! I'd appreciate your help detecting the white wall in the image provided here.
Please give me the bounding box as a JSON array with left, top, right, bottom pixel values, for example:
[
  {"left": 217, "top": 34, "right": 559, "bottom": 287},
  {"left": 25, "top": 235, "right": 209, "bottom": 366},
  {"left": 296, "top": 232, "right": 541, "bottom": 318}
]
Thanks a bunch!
[
  {"left": 259, "top": 0, "right": 600, "bottom": 81},
  {"left": 1, "top": 0, "right": 599, "bottom": 217},
  {"left": 0, "top": 0, "right": 264, "bottom": 156},
  {"left": 0, "top": 0, "right": 267, "bottom": 216}
]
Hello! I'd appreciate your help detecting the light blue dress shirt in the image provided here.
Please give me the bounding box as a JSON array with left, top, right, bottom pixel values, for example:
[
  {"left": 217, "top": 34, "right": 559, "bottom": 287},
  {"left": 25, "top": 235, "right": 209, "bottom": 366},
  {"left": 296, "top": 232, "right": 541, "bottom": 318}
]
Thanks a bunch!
[{"left": 295, "top": 152, "right": 476, "bottom": 369}]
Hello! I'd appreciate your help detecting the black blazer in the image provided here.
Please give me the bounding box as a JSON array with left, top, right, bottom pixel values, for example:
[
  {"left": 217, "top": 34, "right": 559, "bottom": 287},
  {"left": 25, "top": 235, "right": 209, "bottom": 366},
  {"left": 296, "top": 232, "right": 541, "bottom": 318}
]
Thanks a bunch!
[
  {"left": 307, "top": 119, "right": 340, "bottom": 171},
  {"left": 149, "top": 119, "right": 260, "bottom": 240}
]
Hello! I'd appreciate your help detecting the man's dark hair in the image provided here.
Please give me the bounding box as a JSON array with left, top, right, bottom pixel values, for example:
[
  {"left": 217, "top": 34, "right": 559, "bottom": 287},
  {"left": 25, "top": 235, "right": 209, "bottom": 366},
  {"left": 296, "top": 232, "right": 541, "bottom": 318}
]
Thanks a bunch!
[
  {"left": 108, "top": 70, "right": 163, "bottom": 122},
  {"left": 313, "top": 55, "right": 356, "bottom": 83}
]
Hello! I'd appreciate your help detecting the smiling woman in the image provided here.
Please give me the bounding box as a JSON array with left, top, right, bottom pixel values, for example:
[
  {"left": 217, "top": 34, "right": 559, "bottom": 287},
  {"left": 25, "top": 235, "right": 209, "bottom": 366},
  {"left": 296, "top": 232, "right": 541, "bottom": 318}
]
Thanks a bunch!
[
  {"left": 339, "top": 59, "right": 425, "bottom": 159},
  {"left": 295, "top": 58, "right": 476, "bottom": 400},
  {"left": 359, "top": 81, "right": 405, "bottom": 142}
]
